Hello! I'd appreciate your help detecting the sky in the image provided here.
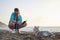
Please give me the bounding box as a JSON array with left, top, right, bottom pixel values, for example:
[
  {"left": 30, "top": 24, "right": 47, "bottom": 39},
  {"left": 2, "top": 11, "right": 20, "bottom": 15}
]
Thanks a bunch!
[{"left": 0, "top": 0, "right": 60, "bottom": 26}]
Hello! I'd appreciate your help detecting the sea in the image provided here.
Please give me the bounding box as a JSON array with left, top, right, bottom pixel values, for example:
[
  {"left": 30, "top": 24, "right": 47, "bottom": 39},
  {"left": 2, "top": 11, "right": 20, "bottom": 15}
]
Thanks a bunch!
[{"left": 0, "top": 26, "right": 60, "bottom": 32}]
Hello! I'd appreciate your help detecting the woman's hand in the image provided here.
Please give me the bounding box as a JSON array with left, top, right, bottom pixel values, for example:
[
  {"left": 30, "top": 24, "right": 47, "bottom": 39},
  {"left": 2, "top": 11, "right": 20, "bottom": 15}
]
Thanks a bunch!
[
  {"left": 12, "top": 20, "right": 16, "bottom": 23},
  {"left": 22, "top": 23, "right": 27, "bottom": 27}
]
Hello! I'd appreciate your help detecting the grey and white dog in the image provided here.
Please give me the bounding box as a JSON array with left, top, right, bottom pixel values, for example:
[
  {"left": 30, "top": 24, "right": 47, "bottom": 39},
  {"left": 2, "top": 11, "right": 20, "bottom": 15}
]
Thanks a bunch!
[{"left": 33, "top": 26, "right": 55, "bottom": 38}]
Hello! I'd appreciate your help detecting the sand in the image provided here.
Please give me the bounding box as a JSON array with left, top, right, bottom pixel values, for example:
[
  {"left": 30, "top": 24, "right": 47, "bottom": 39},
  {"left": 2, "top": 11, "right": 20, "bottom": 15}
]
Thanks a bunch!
[{"left": 0, "top": 30, "right": 60, "bottom": 40}]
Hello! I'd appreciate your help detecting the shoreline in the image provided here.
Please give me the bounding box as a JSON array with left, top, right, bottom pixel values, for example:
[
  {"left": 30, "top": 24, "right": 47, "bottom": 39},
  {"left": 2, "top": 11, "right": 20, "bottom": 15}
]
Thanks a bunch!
[{"left": 1, "top": 26, "right": 60, "bottom": 32}]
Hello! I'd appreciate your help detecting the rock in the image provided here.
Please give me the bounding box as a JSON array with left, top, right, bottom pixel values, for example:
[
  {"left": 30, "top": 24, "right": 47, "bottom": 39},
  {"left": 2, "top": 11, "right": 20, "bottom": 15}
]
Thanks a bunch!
[{"left": 0, "top": 22, "right": 7, "bottom": 27}]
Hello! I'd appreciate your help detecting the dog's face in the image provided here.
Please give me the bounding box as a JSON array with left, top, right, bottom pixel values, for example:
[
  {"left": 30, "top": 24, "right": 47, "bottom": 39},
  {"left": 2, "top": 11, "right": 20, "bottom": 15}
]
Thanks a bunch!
[{"left": 33, "top": 26, "right": 39, "bottom": 32}]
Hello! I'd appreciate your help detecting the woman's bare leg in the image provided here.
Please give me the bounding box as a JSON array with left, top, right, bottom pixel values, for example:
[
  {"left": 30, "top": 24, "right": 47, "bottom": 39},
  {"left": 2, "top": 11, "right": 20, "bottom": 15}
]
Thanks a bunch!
[{"left": 17, "top": 22, "right": 27, "bottom": 29}]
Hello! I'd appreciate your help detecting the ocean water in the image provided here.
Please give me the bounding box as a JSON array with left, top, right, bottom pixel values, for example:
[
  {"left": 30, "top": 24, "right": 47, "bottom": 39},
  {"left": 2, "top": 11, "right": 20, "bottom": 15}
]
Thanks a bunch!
[{"left": 0, "top": 26, "right": 60, "bottom": 32}]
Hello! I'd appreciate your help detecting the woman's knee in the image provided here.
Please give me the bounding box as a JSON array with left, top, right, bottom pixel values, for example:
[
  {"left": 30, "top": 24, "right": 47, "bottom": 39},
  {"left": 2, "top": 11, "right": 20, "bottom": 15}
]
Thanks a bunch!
[{"left": 9, "top": 22, "right": 15, "bottom": 29}]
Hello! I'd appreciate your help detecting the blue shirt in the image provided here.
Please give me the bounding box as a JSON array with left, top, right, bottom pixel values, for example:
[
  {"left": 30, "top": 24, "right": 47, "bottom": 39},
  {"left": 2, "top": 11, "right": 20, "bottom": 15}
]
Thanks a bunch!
[{"left": 10, "top": 12, "right": 22, "bottom": 23}]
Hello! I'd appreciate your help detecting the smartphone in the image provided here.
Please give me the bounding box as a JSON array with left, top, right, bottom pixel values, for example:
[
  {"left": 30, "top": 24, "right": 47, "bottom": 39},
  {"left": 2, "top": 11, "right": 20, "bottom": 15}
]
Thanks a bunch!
[{"left": 22, "top": 21, "right": 26, "bottom": 25}]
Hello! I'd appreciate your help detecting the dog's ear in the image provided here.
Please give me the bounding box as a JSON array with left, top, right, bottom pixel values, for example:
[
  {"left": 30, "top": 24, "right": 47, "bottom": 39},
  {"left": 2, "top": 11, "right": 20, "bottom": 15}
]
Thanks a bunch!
[{"left": 34, "top": 26, "right": 39, "bottom": 28}]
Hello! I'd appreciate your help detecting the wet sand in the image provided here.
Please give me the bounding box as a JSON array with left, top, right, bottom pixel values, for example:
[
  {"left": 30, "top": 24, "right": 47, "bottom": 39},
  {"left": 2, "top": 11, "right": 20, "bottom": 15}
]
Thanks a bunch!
[{"left": 0, "top": 30, "right": 60, "bottom": 40}]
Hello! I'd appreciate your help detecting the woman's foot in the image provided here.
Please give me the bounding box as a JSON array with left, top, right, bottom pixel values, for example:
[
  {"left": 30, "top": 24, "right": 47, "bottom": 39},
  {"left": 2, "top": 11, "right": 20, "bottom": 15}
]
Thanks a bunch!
[
  {"left": 11, "top": 29, "right": 16, "bottom": 33},
  {"left": 15, "top": 29, "right": 19, "bottom": 34}
]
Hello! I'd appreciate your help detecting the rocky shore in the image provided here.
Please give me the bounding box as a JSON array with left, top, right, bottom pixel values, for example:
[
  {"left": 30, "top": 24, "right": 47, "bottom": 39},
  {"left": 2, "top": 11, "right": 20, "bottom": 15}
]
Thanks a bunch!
[{"left": 0, "top": 30, "right": 60, "bottom": 40}]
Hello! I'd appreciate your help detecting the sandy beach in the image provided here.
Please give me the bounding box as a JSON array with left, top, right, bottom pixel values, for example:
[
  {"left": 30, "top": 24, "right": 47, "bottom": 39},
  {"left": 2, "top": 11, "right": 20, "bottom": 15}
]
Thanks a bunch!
[{"left": 0, "top": 30, "right": 60, "bottom": 40}]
